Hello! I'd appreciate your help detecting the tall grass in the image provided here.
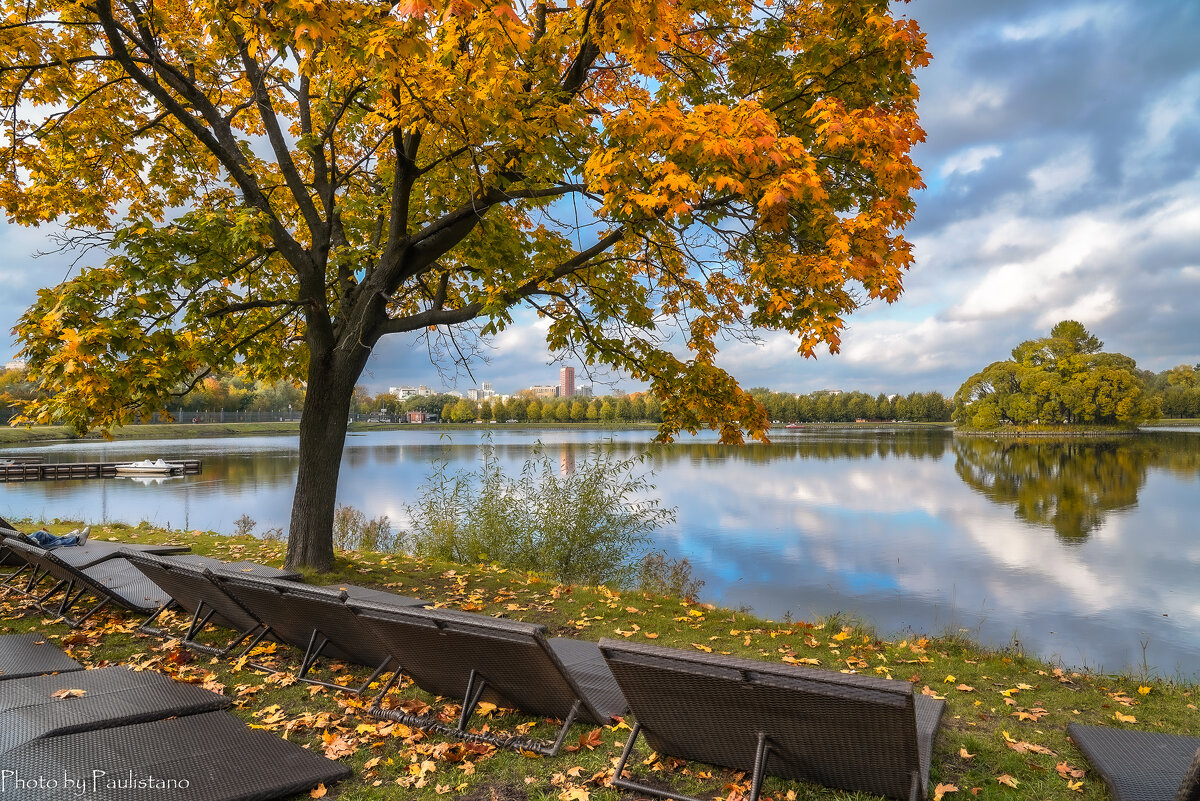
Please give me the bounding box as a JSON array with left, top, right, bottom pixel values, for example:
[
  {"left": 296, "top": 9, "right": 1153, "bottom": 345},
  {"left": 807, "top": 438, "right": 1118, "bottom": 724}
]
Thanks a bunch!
[{"left": 405, "top": 443, "right": 674, "bottom": 586}]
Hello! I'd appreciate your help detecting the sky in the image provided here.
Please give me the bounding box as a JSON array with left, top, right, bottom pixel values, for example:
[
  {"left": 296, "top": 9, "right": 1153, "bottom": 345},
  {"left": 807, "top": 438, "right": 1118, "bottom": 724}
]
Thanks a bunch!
[{"left": 2, "top": 0, "right": 1198, "bottom": 398}]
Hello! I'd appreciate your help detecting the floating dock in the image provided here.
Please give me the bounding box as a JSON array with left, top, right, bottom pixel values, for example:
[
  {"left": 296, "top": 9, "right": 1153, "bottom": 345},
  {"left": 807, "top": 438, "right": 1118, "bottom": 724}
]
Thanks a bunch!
[{"left": 0, "top": 459, "right": 202, "bottom": 482}]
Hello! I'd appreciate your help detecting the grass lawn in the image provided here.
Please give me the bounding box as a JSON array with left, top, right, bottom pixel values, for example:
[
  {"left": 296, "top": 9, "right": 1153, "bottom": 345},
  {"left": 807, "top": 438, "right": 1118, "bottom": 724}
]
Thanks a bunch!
[{"left": 3, "top": 519, "right": 1197, "bottom": 800}]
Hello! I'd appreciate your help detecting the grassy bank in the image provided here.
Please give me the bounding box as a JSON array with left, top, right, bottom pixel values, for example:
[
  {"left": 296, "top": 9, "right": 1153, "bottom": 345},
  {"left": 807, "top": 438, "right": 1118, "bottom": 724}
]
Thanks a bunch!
[
  {"left": 0, "top": 421, "right": 304, "bottom": 444},
  {"left": 3, "top": 520, "right": 1197, "bottom": 800}
]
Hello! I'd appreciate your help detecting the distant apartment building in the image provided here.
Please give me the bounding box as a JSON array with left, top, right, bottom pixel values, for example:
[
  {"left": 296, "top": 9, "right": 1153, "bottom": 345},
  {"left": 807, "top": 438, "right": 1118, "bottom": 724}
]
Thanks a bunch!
[
  {"left": 559, "top": 367, "right": 575, "bottom": 398},
  {"left": 576, "top": 385, "right": 593, "bottom": 398},
  {"left": 388, "top": 385, "right": 435, "bottom": 399},
  {"left": 3, "top": 359, "right": 27, "bottom": 371},
  {"left": 466, "top": 381, "right": 496, "bottom": 402},
  {"left": 528, "top": 385, "right": 558, "bottom": 398}
]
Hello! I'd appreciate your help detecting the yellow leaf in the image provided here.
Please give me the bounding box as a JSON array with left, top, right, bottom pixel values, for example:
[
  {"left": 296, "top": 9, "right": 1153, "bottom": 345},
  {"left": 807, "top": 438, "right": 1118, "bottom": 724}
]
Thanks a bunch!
[
  {"left": 959, "top": 748, "right": 975, "bottom": 760},
  {"left": 997, "top": 774, "right": 1019, "bottom": 788},
  {"left": 933, "top": 783, "right": 958, "bottom": 801},
  {"left": 310, "top": 784, "right": 327, "bottom": 798},
  {"left": 1114, "top": 712, "right": 1137, "bottom": 723},
  {"left": 1137, "top": 686, "right": 1151, "bottom": 695},
  {"left": 944, "top": 675, "right": 956, "bottom": 683}
]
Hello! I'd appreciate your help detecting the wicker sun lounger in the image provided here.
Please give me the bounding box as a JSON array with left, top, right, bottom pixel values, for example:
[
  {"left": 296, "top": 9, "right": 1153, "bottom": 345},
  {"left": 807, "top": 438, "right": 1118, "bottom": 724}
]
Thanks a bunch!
[
  {"left": 352, "top": 602, "right": 628, "bottom": 755},
  {"left": 123, "top": 551, "right": 294, "bottom": 655},
  {"left": 598, "top": 638, "right": 946, "bottom": 801},
  {"left": 0, "top": 633, "right": 83, "bottom": 682},
  {"left": 3, "top": 539, "right": 173, "bottom": 628},
  {"left": 1, "top": 532, "right": 189, "bottom": 598},
  {"left": 1067, "top": 722, "right": 1200, "bottom": 801},
  {"left": 0, "top": 665, "right": 232, "bottom": 752},
  {"left": 2, "top": 709, "right": 352, "bottom": 800},
  {"left": 213, "top": 572, "right": 427, "bottom": 694}
]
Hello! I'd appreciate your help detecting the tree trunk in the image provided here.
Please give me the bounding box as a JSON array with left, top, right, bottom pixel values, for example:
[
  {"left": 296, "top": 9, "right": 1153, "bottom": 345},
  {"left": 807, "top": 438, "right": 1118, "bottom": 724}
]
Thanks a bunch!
[{"left": 284, "top": 350, "right": 362, "bottom": 572}]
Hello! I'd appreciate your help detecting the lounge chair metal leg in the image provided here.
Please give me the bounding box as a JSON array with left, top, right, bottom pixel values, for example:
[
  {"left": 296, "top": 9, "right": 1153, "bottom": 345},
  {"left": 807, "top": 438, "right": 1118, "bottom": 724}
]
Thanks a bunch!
[
  {"left": 0, "top": 562, "right": 30, "bottom": 590},
  {"left": 746, "top": 732, "right": 774, "bottom": 801},
  {"left": 366, "top": 677, "right": 583, "bottom": 756},
  {"left": 35, "top": 578, "right": 67, "bottom": 605},
  {"left": 139, "top": 600, "right": 179, "bottom": 636},
  {"left": 352, "top": 658, "right": 394, "bottom": 697},
  {"left": 611, "top": 722, "right": 764, "bottom": 801},
  {"left": 369, "top": 667, "right": 406, "bottom": 706},
  {"left": 70, "top": 597, "right": 111, "bottom": 628},
  {"left": 457, "top": 670, "right": 488, "bottom": 732}
]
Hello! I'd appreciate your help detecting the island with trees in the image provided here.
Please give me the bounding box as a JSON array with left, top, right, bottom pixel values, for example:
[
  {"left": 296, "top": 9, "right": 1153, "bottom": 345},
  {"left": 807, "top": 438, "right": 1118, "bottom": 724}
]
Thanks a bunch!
[{"left": 952, "top": 321, "right": 1161, "bottom": 432}]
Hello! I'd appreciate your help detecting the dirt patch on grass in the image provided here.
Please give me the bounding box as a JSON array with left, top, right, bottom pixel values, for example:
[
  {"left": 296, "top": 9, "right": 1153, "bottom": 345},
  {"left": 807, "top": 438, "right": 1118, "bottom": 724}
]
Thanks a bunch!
[{"left": 455, "top": 782, "right": 530, "bottom": 801}]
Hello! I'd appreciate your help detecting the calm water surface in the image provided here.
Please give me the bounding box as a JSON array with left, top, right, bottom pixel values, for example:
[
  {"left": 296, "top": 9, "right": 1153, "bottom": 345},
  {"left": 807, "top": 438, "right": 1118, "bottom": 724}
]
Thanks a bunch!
[{"left": 3, "top": 427, "right": 1199, "bottom": 677}]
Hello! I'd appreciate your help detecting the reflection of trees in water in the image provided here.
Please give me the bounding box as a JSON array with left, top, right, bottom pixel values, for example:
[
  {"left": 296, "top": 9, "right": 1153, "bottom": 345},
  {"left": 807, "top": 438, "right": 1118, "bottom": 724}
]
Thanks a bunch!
[
  {"left": 953, "top": 437, "right": 1157, "bottom": 542},
  {"left": 338, "top": 432, "right": 954, "bottom": 470}
]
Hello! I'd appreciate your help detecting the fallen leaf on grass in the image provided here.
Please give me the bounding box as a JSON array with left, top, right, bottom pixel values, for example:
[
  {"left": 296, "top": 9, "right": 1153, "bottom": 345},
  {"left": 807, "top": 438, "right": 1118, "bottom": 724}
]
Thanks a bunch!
[
  {"left": 1114, "top": 711, "right": 1137, "bottom": 724},
  {"left": 309, "top": 784, "right": 327, "bottom": 798},
  {"left": 958, "top": 748, "right": 975, "bottom": 760},
  {"left": 997, "top": 774, "right": 1019, "bottom": 788}
]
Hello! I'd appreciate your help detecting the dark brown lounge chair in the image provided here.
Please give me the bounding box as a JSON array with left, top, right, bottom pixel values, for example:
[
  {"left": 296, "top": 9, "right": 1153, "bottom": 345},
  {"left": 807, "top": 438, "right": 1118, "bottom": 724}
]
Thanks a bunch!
[
  {"left": 2, "top": 709, "right": 352, "bottom": 800},
  {"left": 0, "top": 632, "right": 83, "bottom": 682},
  {"left": 353, "top": 602, "right": 628, "bottom": 755},
  {"left": 0, "top": 665, "right": 231, "bottom": 752},
  {"left": 212, "top": 571, "right": 427, "bottom": 694},
  {"left": 123, "top": 551, "right": 294, "bottom": 655},
  {"left": 598, "top": 638, "right": 946, "bottom": 801},
  {"left": 1068, "top": 722, "right": 1200, "bottom": 801},
  {"left": 0, "top": 525, "right": 189, "bottom": 587},
  {"left": 3, "top": 539, "right": 173, "bottom": 627}
]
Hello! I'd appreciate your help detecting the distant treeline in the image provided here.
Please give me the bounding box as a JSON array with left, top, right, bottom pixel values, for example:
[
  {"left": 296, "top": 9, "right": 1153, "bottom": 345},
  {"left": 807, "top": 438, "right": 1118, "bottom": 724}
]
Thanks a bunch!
[{"left": 3, "top": 363, "right": 1198, "bottom": 424}]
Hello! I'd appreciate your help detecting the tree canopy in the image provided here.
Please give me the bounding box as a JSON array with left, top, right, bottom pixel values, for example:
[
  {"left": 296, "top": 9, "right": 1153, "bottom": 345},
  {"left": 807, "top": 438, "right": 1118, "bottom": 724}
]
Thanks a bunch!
[
  {"left": 1, "top": 0, "right": 929, "bottom": 568},
  {"left": 953, "top": 321, "right": 1160, "bottom": 430}
]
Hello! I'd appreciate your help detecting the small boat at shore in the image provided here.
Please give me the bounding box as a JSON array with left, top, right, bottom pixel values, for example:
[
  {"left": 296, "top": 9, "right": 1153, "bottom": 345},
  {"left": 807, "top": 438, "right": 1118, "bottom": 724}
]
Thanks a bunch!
[{"left": 114, "top": 458, "right": 185, "bottom": 475}]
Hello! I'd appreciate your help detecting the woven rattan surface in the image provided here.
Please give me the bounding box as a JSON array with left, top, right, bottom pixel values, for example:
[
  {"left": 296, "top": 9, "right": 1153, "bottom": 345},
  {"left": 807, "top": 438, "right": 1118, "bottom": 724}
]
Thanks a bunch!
[
  {"left": 329, "top": 583, "right": 427, "bottom": 608},
  {"left": 78, "top": 558, "right": 174, "bottom": 612},
  {"left": 599, "top": 637, "right": 945, "bottom": 801},
  {"left": 546, "top": 637, "right": 628, "bottom": 720},
  {"left": 0, "top": 633, "right": 83, "bottom": 682},
  {"left": 50, "top": 541, "right": 191, "bottom": 569},
  {"left": 216, "top": 573, "right": 387, "bottom": 666},
  {"left": 3, "top": 709, "right": 351, "bottom": 800},
  {"left": 353, "top": 602, "right": 621, "bottom": 724},
  {"left": 1068, "top": 723, "right": 1200, "bottom": 801},
  {"left": 164, "top": 554, "right": 302, "bottom": 581},
  {"left": 0, "top": 665, "right": 231, "bottom": 752},
  {"left": 123, "top": 552, "right": 264, "bottom": 634}
]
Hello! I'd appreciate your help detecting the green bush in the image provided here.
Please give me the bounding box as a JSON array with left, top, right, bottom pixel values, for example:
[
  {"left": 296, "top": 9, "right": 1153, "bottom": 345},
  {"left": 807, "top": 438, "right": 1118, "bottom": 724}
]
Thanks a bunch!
[
  {"left": 333, "top": 504, "right": 401, "bottom": 553},
  {"left": 637, "top": 550, "right": 705, "bottom": 600},
  {"left": 406, "top": 444, "right": 674, "bottom": 586}
]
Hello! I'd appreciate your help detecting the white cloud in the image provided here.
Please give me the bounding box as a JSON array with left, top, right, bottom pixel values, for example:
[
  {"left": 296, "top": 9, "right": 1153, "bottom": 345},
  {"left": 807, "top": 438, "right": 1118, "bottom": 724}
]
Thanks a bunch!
[
  {"left": 940, "top": 145, "right": 1002, "bottom": 178},
  {"left": 1000, "top": 3, "right": 1124, "bottom": 42},
  {"left": 1028, "top": 144, "right": 1095, "bottom": 199}
]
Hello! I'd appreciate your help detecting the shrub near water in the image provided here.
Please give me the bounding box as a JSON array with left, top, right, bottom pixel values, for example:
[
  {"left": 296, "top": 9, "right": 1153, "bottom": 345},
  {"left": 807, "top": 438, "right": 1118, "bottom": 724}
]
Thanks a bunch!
[{"left": 406, "top": 444, "right": 675, "bottom": 586}]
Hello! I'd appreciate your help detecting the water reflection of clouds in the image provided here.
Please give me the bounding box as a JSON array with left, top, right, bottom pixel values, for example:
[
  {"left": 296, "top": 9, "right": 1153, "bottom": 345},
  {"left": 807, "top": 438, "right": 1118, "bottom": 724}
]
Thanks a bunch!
[{"left": 4, "top": 429, "right": 1200, "bottom": 675}]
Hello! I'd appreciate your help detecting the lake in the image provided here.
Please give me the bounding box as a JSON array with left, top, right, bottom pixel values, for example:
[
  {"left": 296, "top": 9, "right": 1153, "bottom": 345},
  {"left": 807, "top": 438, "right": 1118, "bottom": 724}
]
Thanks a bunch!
[{"left": 3, "top": 426, "right": 1198, "bottom": 678}]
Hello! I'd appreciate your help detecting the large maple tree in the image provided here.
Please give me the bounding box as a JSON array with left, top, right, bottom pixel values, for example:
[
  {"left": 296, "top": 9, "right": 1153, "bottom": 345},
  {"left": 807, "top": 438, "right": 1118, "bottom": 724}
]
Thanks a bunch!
[{"left": 1, "top": 0, "right": 928, "bottom": 569}]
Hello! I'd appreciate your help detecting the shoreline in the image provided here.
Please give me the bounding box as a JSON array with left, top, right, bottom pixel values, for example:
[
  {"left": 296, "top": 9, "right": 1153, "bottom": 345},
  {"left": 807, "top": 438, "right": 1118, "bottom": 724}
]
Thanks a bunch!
[{"left": 0, "top": 419, "right": 957, "bottom": 447}]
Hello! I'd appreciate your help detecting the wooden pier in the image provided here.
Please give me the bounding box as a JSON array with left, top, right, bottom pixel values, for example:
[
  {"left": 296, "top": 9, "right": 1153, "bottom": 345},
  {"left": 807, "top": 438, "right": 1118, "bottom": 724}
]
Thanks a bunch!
[{"left": 0, "top": 459, "right": 202, "bottom": 482}]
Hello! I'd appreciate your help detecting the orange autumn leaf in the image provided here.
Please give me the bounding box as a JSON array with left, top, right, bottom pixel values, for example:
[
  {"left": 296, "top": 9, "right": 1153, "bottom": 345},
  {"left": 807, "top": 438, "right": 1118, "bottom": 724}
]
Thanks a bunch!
[{"left": 933, "top": 784, "right": 958, "bottom": 801}]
